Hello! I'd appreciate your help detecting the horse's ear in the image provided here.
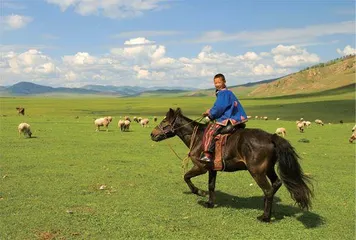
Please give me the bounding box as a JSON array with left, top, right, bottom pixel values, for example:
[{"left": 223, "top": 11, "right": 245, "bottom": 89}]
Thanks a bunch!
[
  {"left": 167, "top": 108, "right": 175, "bottom": 119},
  {"left": 176, "top": 108, "right": 182, "bottom": 115}
]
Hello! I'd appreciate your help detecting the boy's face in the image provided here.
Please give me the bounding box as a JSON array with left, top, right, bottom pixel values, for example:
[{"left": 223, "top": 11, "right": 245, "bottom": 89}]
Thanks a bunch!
[{"left": 214, "top": 77, "right": 226, "bottom": 90}]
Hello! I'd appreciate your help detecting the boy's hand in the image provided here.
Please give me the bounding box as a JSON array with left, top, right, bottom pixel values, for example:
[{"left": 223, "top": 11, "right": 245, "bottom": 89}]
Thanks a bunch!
[{"left": 202, "top": 109, "right": 210, "bottom": 117}]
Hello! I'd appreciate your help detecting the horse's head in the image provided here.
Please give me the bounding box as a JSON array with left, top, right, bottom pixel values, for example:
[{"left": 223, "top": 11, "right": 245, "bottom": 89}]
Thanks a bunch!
[{"left": 150, "top": 108, "right": 181, "bottom": 141}]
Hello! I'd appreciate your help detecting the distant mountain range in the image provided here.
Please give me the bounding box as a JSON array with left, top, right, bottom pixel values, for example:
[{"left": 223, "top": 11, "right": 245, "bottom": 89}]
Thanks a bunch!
[{"left": 0, "top": 82, "right": 198, "bottom": 97}]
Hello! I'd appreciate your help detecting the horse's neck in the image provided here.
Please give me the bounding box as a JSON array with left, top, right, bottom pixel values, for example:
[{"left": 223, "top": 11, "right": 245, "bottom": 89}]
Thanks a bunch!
[{"left": 175, "top": 118, "right": 204, "bottom": 149}]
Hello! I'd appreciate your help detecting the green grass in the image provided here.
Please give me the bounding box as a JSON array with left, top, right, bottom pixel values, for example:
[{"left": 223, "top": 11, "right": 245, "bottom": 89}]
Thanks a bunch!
[{"left": 0, "top": 95, "right": 355, "bottom": 239}]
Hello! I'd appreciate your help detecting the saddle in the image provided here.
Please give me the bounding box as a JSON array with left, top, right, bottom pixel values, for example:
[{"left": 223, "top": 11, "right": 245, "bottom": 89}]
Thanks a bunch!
[{"left": 213, "top": 123, "right": 245, "bottom": 171}]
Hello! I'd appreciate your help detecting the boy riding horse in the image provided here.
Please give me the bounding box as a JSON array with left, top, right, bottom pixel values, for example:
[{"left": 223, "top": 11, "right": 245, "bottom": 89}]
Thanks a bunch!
[{"left": 200, "top": 73, "right": 248, "bottom": 163}]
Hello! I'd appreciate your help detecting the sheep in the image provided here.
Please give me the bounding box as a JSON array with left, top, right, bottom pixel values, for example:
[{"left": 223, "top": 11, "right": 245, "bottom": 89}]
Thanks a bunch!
[
  {"left": 349, "top": 131, "right": 356, "bottom": 143},
  {"left": 255, "top": 116, "right": 259, "bottom": 119},
  {"left": 137, "top": 117, "right": 142, "bottom": 123},
  {"left": 247, "top": 115, "right": 252, "bottom": 119},
  {"left": 352, "top": 124, "right": 356, "bottom": 132},
  {"left": 275, "top": 127, "right": 286, "bottom": 137},
  {"left": 133, "top": 116, "right": 139, "bottom": 123},
  {"left": 296, "top": 121, "right": 305, "bottom": 133},
  {"left": 315, "top": 119, "right": 324, "bottom": 126},
  {"left": 118, "top": 120, "right": 125, "bottom": 131},
  {"left": 263, "top": 116, "right": 268, "bottom": 120},
  {"left": 124, "top": 116, "right": 131, "bottom": 122},
  {"left": 304, "top": 121, "right": 311, "bottom": 127},
  {"left": 140, "top": 118, "right": 149, "bottom": 127},
  {"left": 123, "top": 120, "right": 131, "bottom": 131},
  {"left": 16, "top": 107, "right": 25, "bottom": 115},
  {"left": 94, "top": 117, "right": 112, "bottom": 131},
  {"left": 18, "top": 123, "right": 32, "bottom": 138},
  {"left": 276, "top": 118, "right": 280, "bottom": 121}
]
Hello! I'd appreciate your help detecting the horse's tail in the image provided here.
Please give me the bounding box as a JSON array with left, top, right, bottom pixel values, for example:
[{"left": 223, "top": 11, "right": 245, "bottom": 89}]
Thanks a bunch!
[{"left": 272, "top": 134, "right": 313, "bottom": 210}]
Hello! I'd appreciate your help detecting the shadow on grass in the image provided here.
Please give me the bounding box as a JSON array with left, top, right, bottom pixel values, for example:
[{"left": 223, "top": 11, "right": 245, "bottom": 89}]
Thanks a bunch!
[
  {"left": 25, "top": 136, "right": 38, "bottom": 139},
  {"left": 196, "top": 191, "right": 324, "bottom": 228}
]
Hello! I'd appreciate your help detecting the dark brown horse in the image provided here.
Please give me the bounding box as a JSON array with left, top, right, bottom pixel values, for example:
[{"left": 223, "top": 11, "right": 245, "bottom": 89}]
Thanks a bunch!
[{"left": 150, "top": 108, "right": 313, "bottom": 222}]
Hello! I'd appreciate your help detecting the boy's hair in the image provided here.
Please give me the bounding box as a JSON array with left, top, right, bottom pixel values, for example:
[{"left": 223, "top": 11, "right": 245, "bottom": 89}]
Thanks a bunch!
[{"left": 214, "top": 73, "right": 226, "bottom": 82}]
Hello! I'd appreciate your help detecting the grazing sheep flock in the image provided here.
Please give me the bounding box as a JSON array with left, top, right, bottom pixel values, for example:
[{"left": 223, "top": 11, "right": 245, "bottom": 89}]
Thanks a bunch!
[
  {"left": 13, "top": 109, "right": 354, "bottom": 144},
  {"left": 18, "top": 123, "right": 32, "bottom": 138}
]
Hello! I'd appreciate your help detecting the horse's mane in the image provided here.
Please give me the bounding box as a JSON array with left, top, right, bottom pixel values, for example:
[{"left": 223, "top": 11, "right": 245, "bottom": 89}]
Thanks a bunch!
[{"left": 175, "top": 108, "right": 208, "bottom": 127}]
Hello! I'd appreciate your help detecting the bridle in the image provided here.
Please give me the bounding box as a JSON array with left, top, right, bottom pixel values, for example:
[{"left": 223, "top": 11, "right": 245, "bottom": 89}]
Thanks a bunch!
[
  {"left": 155, "top": 114, "right": 205, "bottom": 174},
  {"left": 156, "top": 115, "right": 204, "bottom": 139}
]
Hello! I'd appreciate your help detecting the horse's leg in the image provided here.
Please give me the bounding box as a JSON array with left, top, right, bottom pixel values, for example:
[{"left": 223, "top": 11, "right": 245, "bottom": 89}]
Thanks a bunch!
[
  {"left": 206, "top": 170, "right": 217, "bottom": 208},
  {"left": 251, "top": 173, "right": 274, "bottom": 222},
  {"left": 184, "top": 165, "right": 208, "bottom": 196},
  {"left": 267, "top": 167, "right": 282, "bottom": 195}
]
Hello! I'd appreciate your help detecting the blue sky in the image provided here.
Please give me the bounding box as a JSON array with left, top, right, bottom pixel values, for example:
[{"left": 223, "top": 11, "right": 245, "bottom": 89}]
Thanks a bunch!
[{"left": 1, "top": 0, "right": 355, "bottom": 89}]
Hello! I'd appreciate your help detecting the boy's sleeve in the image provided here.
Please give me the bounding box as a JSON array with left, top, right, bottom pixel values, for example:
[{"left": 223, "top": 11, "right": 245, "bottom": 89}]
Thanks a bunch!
[{"left": 209, "top": 91, "right": 229, "bottom": 120}]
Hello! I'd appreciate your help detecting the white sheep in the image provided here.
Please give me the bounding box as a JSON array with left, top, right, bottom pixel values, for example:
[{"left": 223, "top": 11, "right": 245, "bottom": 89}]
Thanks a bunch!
[
  {"left": 263, "top": 116, "right": 268, "bottom": 120},
  {"left": 123, "top": 120, "right": 131, "bottom": 131},
  {"left": 296, "top": 121, "right": 305, "bottom": 133},
  {"left": 304, "top": 121, "right": 311, "bottom": 127},
  {"left": 349, "top": 131, "right": 356, "bottom": 143},
  {"left": 315, "top": 119, "right": 324, "bottom": 126},
  {"left": 18, "top": 123, "right": 32, "bottom": 138},
  {"left": 276, "top": 118, "right": 280, "bottom": 121},
  {"left": 94, "top": 117, "right": 112, "bottom": 131},
  {"left": 352, "top": 124, "right": 356, "bottom": 132},
  {"left": 118, "top": 120, "right": 125, "bottom": 131},
  {"left": 275, "top": 127, "right": 286, "bottom": 137},
  {"left": 140, "top": 118, "right": 149, "bottom": 127}
]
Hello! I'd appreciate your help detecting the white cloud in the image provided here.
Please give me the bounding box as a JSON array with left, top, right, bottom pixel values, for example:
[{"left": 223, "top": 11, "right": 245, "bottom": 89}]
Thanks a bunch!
[
  {"left": 1, "top": 14, "right": 33, "bottom": 30},
  {"left": 253, "top": 64, "right": 274, "bottom": 75},
  {"left": 112, "top": 30, "right": 183, "bottom": 38},
  {"left": 238, "top": 52, "right": 261, "bottom": 61},
  {"left": 62, "top": 52, "right": 97, "bottom": 65},
  {"left": 337, "top": 45, "right": 356, "bottom": 56},
  {"left": 190, "top": 21, "right": 355, "bottom": 46},
  {"left": 272, "top": 45, "right": 320, "bottom": 67},
  {"left": 0, "top": 41, "right": 322, "bottom": 88},
  {"left": 124, "top": 37, "right": 155, "bottom": 46},
  {"left": 46, "top": 0, "right": 170, "bottom": 19}
]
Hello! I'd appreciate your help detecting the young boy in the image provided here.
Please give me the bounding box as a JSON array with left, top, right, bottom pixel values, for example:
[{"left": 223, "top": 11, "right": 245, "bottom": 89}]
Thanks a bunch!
[{"left": 200, "top": 73, "right": 248, "bottom": 163}]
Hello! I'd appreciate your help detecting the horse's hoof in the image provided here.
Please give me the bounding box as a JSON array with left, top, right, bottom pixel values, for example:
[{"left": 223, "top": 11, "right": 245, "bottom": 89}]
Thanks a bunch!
[
  {"left": 257, "top": 215, "right": 271, "bottom": 222},
  {"left": 205, "top": 202, "right": 214, "bottom": 208},
  {"left": 198, "top": 190, "right": 208, "bottom": 196}
]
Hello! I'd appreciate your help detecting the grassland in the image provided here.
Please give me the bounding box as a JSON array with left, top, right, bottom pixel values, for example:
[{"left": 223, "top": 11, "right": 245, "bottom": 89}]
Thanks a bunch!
[{"left": 0, "top": 93, "right": 355, "bottom": 239}]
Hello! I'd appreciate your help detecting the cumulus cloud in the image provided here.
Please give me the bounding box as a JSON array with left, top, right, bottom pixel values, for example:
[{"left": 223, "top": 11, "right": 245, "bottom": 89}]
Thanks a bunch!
[
  {"left": 337, "top": 45, "right": 356, "bottom": 56},
  {"left": 46, "top": 0, "right": 170, "bottom": 19},
  {"left": 272, "top": 45, "right": 320, "bottom": 67},
  {"left": 62, "top": 52, "right": 97, "bottom": 65},
  {"left": 0, "top": 41, "right": 322, "bottom": 88},
  {"left": 1, "top": 14, "right": 33, "bottom": 30}
]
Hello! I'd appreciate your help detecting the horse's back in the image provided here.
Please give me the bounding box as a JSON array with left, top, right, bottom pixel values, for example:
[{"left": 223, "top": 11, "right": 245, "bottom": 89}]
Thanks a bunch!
[
  {"left": 224, "top": 128, "right": 276, "bottom": 169},
  {"left": 231, "top": 127, "right": 275, "bottom": 144}
]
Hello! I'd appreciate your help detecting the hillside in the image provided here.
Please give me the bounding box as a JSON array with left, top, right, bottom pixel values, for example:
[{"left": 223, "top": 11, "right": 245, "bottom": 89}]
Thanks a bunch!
[{"left": 248, "top": 55, "right": 355, "bottom": 97}]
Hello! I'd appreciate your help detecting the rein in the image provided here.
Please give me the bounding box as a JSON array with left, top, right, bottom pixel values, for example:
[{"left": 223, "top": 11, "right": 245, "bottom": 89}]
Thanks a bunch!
[{"left": 166, "top": 125, "right": 199, "bottom": 174}]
